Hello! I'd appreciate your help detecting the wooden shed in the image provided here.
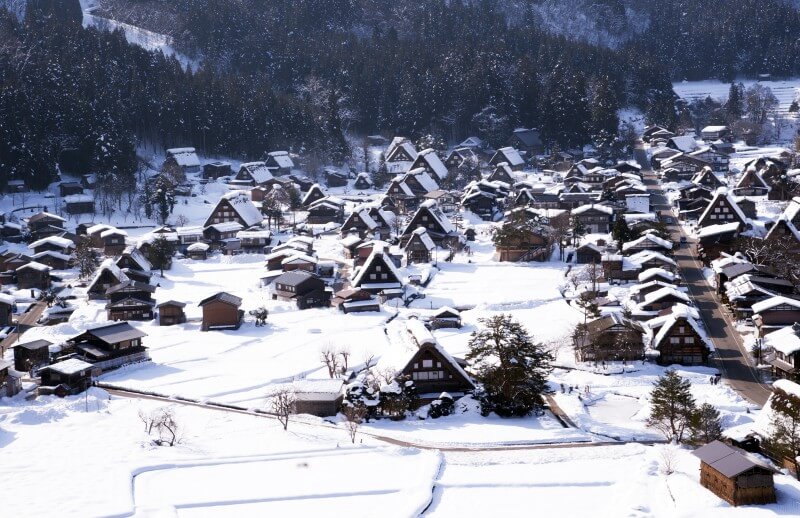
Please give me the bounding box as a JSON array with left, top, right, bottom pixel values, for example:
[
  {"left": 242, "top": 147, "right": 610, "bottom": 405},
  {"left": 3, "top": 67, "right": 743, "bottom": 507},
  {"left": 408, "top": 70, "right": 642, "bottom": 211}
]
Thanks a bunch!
[
  {"left": 198, "top": 292, "right": 243, "bottom": 331},
  {"left": 157, "top": 300, "right": 187, "bottom": 326},
  {"left": 693, "top": 440, "right": 777, "bottom": 506},
  {"left": 12, "top": 339, "right": 52, "bottom": 372}
]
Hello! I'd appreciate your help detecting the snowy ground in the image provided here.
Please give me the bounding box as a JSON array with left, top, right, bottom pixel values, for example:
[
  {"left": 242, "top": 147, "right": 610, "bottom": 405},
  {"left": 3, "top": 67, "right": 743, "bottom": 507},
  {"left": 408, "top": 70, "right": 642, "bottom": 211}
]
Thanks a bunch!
[{"left": 673, "top": 78, "right": 800, "bottom": 115}]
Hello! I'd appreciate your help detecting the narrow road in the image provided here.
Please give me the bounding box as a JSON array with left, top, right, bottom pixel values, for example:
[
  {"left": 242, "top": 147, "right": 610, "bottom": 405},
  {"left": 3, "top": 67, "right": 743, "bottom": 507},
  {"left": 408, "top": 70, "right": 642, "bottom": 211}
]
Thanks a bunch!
[
  {"left": 0, "top": 301, "right": 46, "bottom": 353},
  {"left": 633, "top": 143, "right": 772, "bottom": 407}
]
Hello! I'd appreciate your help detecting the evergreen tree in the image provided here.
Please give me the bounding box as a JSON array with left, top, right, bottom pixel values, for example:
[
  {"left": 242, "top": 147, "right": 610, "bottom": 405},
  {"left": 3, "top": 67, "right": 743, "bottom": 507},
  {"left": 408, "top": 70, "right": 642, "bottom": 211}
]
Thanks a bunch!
[
  {"left": 725, "top": 82, "right": 744, "bottom": 122},
  {"left": 646, "top": 370, "right": 696, "bottom": 443},
  {"left": 74, "top": 237, "right": 97, "bottom": 281},
  {"left": 149, "top": 235, "right": 175, "bottom": 276},
  {"left": 466, "top": 314, "right": 553, "bottom": 417},
  {"left": 611, "top": 217, "right": 631, "bottom": 244},
  {"left": 151, "top": 176, "right": 177, "bottom": 225},
  {"left": 689, "top": 402, "right": 723, "bottom": 445}
]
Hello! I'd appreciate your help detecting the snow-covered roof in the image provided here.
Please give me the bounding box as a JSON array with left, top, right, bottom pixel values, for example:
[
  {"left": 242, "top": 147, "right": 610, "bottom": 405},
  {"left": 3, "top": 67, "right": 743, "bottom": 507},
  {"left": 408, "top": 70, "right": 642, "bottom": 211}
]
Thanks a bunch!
[
  {"left": 572, "top": 204, "right": 613, "bottom": 215},
  {"left": 240, "top": 162, "right": 273, "bottom": 184},
  {"left": 43, "top": 358, "right": 93, "bottom": 376},
  {"left": 628, "top": 250, "right": 677, "bottom": 268},
  {"left": 698, "top": 191, "right": 748, "bottom": 226},
  {"left": 166, "top": 147, "right": 201, "bottom": 168},
  {"left": 64, "top": 194, "right": 94, "bottom": 203},
  {"left": 281, "top": 253, "right": 318, "bottom": 265},
  {"left": 209, "top": 221, "right": 244, "bottom": 233},
  {"left": 86, "top": 223, "right": 113, "bottom": 236},
  {"left": 641, "top": 286, "right": 690, "bottom": 305},
  {"left": 648, "top": 304, "right": 712, "bottom": 352},
  {"left": 187, "top": 242, "right": 210, "bottom": 252},
  {"left": 409, "top": 227, "right": 435, "bottom": 251},
  {"left": 406, "top": 168, "right": 439, "bottom": 193},
  {"left": 701, "top": 125, "right": 728, "bottom": 133},
  {"left": 0, "top": 293, "right": 14, "bottom": 306},
  {"left": 697, "top": 222, "right": 741, "bottom": 238},
  {"left": 497, "top": 147, "right": 524, "bottom": 166},
  {"left": 752, "top": 296, "right": 800, "bottom": 315},
  {"left": 352, "top": 247, "right": 403, "bottom": 288},
  {"left": 621, "top": 234, "right": 672, "bottom": 252},
  {"left": 416, "top": 200, "right": 456, "bottom": 234},
  {"left": 417, "top": 148, "right": 448, "bottom": 180},
  {"left": 29, "top": 236, "right": 75, "bottom": 250},
  {"left": 236, "top": 229, "right": 272, "bottom": 239},
  {"left": 638, "top": 268, "right": 677, "bottom": 283},
  {"left": 764, "top": 324, "right": 800, "bottom": 356},
  {"left": 17, "top": 261, "right": 51, "bottom": 272},
  {"left": 33, "top": 251, "right": 72, "bottom": 263},
  {"left": 669, "top": 136, "right": 699, "bottom": 153},
  {"left": 267, "top": 151, "right": 295, "bottom": 169},
  {"left": 220, "top": 190, "right": 263, "bottom": 228},
  {"left": 100, "top": 228, "right": 127, "bottom": 239},
  {"left": 406, "top": 318, "right": 436, "bottom": 347},
  {"left": 87, "top": 258, "right": 128, "bottom": 292}
]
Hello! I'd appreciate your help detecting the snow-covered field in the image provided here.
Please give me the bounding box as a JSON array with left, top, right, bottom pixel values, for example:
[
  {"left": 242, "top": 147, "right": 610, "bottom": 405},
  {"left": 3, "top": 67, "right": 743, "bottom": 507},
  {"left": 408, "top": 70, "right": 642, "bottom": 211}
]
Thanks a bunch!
[{"left": 673, "top": 78, "right": 800, "bottom": 114}]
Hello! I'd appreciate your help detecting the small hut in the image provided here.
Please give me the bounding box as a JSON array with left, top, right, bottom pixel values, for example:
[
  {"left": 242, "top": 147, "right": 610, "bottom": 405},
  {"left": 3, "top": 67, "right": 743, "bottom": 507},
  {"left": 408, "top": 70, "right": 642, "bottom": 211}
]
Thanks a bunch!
[{"left": 693, "top": 440, "right": 777, "bottom": 506}]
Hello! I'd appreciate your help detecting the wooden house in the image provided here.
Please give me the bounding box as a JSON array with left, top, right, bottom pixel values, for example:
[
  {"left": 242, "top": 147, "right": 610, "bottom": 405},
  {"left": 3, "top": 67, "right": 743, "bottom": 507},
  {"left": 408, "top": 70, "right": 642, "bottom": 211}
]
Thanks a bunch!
[
  {"left": 509, "top": 127, "right": 544, "bottom": 156},
  {"left": 579, "top": 313, "right": 645, "bottom": 362},
  {"left": 692, "top": 167, "right": 725, "bottom": 190},
  {"left": 203, "top": 190, "right": 263, "bottom": 229},
  {"left": 752, "top": 296, "right": 800, "bottom": 336},
  {"left": 697, "top": 191, "right": 748, "bottom": 228},
  {"left": 489, "top": 163, "right": 515, "bottom": 185},
  {"left": 734, "top": 168, "right": 770, "bottom": 197},
  {"left": 40, "top": 359, "right": 94, "bottom": 395},
  {"left": 325, "top": 168, "right": 349, "bottom": 187},
  {"left": 399, "top": 320, "right": 474, "bottom": 396},
  {"left": 27, "top": 212, "right": 66, "bottom": 240},
  {"left": 697, "top": 222, "right": 741, "bottom": 264},
  {"left": 409, "top": 148, "right": 448, "bottom": 182},
  {"left": 693, "top": 441, "right": 777, "bottom": 506},
  {"left": 444, "top": 147, "right": 477, "bottom": 170},
  {"left": 666, "top": 135, "right": 699, "bottom": 154},
  {"left": 87, "top": 259, "right": 128, "bottom": 299},
  {"left": 301, "top": 184, "right": 327, "bottom": 207},
  {"left": 351, "top": 246, "right": 404, "bottom": 295},
  {"left": 199, "top": 292, "right": 243, "bottom": 331},
  {"left": 646, "top": 306, "right": 712, "bottom": 365},
  {"left": 689, "top": 148, "right": 729, "bottom": 172},
  {"left": 186, "top": 242, "right": 210, "bottom": 260},
  {"left": 400, "top": 200, "right": 462, "bottom": 249},
  {"left": 106, "top": 297, "right": 155, "bottom": 321},
  {"left": 341, "top": 209, "right": 380, "bottom": 239},
  {"left": 306, "top": 197, "right": 345, "bottom": 224},
  {"left": 384, "top": 137, "right": 418, "bottom": 164},
  {"left": 638, "top": 266, "right": 679, "bottom": 285},
  {"left": 642, "top": 125, "right": 673, "bottom": 143},
  {"left": 700, "top": 125, "right": 730, "bottom": 141},
  {"left": 202, "top": 161, "right": 233, "bottom": 179},
  {"left": 431, "top": 307, "right": 462, "bottom": 329},
  {"left": 101, "top": 228, "right": 128, "bottom": 256},
  {"left": 354, "top": 172, "right": 373, "bottom": 190},
  {"left": 31, "top": 251, "right": 71, "bottom": 270},
  {"left": 69, "top": 321, "right": 148, "bottom": 370},
  {"left": 404, "top": 227, "right": 435, "bottom": 264},
  {"left": 289, "top": 379, "right": 345, "bottom": 417},
  {"left": 116, "top": 246, "right": 152, "bottom": 273},
  {"left": 237, "top": 229, "right": 272, "bottom": 253},
  {"left": 571, "top": 204, "right": 613, "bottom": 233},
  {"left": 12, "top": 339, "right": 52, "bottom": 372},
  {"left": 271, "top": 271, "right": 330, "bottom": 309},
  {"left": 59, "top": 181, "right": 83, "bottom": 197},
  {"left": 264, "top": 151, "right": 294, "bottom": 175},
  {"left": 489, "top": 147, "right": 525, "bottom": 171},
  {"left": 157, "top": 300, "right": 187, "bottom": 326},
  {"left": 332, "top": 288, "right": 379, "bottom": 313},
  {"left": 233, "top": 161, "right": 273, "bottom": 186},
  {"left": 204, "top": 222, "right": 243, "bottom": 243},
  {"left": 64, "top": 194, "right": 95, "bottom": 215},
  {"left": 621, "top": 234, "right": 673, "bottom": 255},
  {"left": 576, "top": 243, "right": 604, "bottom": 264},
  {"left": 637, "top": 286, "right": 691, "bottom": 313},
  {"left": 280, "top": 253, "right": 318, "bottom": 272},
  {"left": 29, "top": 235, "right": 74, "bottom": 256},
  {"left": 16, "top": 261, "right": 51, "bottom": 290},
  {"left": 763, "top": 323, "right": 800, "bottom": 381},
  {"left": 164, "top": 147, "right": 201, "bottom": 175}
]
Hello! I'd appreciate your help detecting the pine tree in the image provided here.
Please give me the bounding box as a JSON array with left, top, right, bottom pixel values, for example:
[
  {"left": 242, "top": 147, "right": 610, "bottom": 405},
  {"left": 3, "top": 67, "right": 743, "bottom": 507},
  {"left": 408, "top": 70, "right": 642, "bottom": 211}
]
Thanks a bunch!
[
  {"left": 689, "top": 402, "right": 723, "bottom": 445},
  {"left": 151, "top": 175, "right": 177, "bottom": 225},
  {"left": 647, "top": 370, "right": 696, "bottom": 443},
  {"left": 74, "top": 237, "right": 97, "bottom": 280},
  {"left": 611, "top": 217, "right": 631, "bottom": 244},
  {"left": 725, "top": 82, "right": 744, "bottom": 122},
  {"left": 149, "top": 235, "right": 175, "bottom": 276},
  {"left": 466, "top": 314, "right": 553, "bottom": 417}
]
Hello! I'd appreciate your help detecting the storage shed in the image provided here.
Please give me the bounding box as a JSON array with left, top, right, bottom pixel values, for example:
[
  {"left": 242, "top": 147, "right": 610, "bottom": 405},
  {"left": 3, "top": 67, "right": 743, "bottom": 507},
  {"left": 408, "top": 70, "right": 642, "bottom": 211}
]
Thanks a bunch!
[{"left": 693, "top": 440, "right": 777, "bottom": 506}]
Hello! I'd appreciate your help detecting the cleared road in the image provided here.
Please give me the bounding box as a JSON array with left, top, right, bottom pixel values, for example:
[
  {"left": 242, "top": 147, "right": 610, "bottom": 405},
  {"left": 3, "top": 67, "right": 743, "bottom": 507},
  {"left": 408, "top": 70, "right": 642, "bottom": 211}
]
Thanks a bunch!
[{"left": 634, "top": 144, "right": 772, "bottom": 407}]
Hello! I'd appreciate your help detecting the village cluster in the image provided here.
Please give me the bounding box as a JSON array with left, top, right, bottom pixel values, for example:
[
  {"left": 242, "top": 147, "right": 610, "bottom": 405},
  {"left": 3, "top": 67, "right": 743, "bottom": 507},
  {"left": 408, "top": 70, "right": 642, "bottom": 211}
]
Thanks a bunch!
[{"left": 2, "top": 123, "right": 800, "bottom": 510}]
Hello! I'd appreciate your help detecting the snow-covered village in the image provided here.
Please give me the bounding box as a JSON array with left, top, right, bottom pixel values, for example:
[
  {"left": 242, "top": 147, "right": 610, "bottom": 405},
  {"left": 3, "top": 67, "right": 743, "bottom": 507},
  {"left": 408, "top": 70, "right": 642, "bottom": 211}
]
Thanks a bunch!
[{"left": 6, "top": 1, "right": 800, "bottom": 517}]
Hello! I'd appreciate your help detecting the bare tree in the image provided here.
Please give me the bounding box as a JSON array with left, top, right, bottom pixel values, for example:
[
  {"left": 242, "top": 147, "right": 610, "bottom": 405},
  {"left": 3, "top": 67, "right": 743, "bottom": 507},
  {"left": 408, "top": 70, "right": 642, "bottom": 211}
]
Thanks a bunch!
[
  {"left": 321, "top": 345, "right": 341, "bottom": 378},
  {"left": 269, "top": 388, "right": 296, "bottom": 431},
  {"left": 138, "top": 407, "right": 182, "bottom": 446},
  {"left": 658, "top": 445, "right": 678, "bottom": 475},
  {"left": 343, "top": 404, "right": 367, "bottom": 444},
  {"left": 339, "top": 348, "right": 351, "bottom": 375}
]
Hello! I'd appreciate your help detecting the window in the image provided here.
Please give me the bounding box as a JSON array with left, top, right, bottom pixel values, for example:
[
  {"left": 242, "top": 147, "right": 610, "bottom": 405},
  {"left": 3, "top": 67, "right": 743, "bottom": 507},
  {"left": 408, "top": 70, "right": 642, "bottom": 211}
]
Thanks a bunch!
[
  {"left": 376, "top": 265, "right": 382, "bottom": 272},
  {"left": 381, "top": 273, "right": 388, "bottom": 280},
  {"left": 678, "top": 326, "right": 685, "bottom": 334},
  {"left": 422, "top": 359, "right": 433, "bottom": 368},
  {"left": 684, "top": 336, "right": 694, "bottom": 344},
  {"left": 714, "top": 207, "right": 721, "bottom": 213},
  {"left": 670, "top": 337, "right": 680, "bottom": 344},
  {"left": 722, "top": 207, "right": 729, "bottom": 213},
  {"left": 370, "top": 273, "right": 377, "bottom": 280}
]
